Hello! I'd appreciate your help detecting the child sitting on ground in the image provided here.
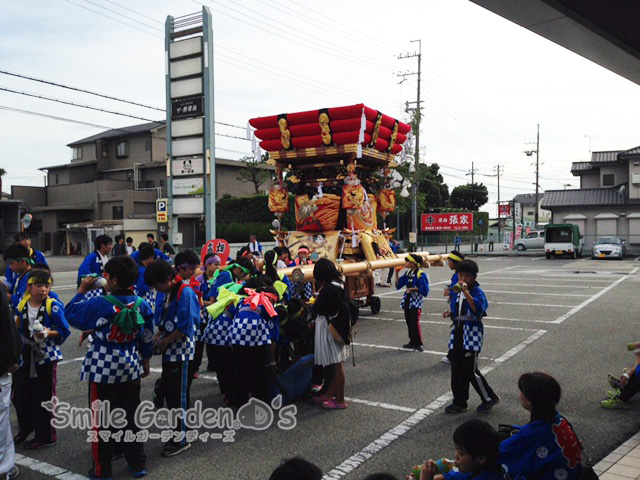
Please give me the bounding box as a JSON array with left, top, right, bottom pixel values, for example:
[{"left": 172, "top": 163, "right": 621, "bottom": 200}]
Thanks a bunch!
[
  {"left": 409, "top": 419, "right": 503, "bottom": 480},
  {"left": 601, "top": 342, "right": 640, "bottom": 409}
]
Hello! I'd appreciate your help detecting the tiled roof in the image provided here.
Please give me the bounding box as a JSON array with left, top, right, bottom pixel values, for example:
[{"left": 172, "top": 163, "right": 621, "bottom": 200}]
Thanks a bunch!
[
  {"left": 571, "top": 161, "right": 596, "bottom": 174},
  {"left": 620, "top": 146, "right": 640, "bottom": 157},
  {"left": 512, "top": 193, "right": 543, "bottom": 205},
  {"left": 541, "top": 187, "right": 631, "bottom": 208},
  {"left": 67, "top": 121, "right": 165, "bottom": 147},
  {"left": 591, "top": 150, "right": 620, "bottom": 162}
]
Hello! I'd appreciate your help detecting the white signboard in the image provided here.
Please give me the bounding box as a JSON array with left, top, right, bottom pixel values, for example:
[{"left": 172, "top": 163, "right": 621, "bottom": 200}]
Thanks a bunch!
[
  {"left": 173, "top": 177, "right": 204, "bottom": 196},
  {"left": 172, "top": 158, "right": 203, "bottom": 176},
  {"left": 173, "top": 197, "right": 204, "bottom": 215}
]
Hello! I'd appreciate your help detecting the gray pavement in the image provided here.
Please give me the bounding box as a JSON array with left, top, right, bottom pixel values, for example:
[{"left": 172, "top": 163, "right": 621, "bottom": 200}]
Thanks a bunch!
[{"left": 7, "top": 255, "right": 640, "bottom": 479}]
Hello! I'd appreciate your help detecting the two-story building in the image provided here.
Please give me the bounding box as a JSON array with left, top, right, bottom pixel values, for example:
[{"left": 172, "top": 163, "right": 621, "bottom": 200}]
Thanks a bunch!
[
  {"left": 12, "top": 121, "right": 274, "bottom": 253},
  {"left": 512, "top": 193, "right": 551, "bottom": 228},
  {"left": 541, "top": 146, "right": 640, "bottom": 253}
]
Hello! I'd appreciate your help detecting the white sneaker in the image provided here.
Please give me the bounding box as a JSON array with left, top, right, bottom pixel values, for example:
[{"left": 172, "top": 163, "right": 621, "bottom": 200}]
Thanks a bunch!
[{"left": 440, "top": 356, "right": 451, "bottom": 364}]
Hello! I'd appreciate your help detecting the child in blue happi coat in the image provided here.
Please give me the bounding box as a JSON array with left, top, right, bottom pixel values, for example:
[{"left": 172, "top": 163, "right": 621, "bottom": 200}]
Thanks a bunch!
[
  {"left": 414, "top": 419, "right": 504, "bottom": 480},
  {"left": 441, "top": 251, "right": 465, "bottom": 364},
  {"left": 395, "top": 253, "right": 430, "bottom": 352},
  {"left": 263, "top": 250, "right": 292, "bottom": 302},
  {"left": 500, "top": 373, "right": 583, "bottom": 480},
  {"left": 12, "top": 269, "right": 70, "bottom": 450},
  {"left": 207, "top": 256, "right": 253, "bottom": 302},
  {"left": 3, "top": 244, "right": 34, "bottom": 310},
  {"left": 66, "top": 255, "right": 154, "bottom": 480},
  {"left": 3, "top": 232, "right": 47, "bottom": 292},
  {"left": 443, "top": 260, "right": 498, "bottom": 414},
  {"left": 227, "top": 284, "right": 279, "bottom": 408},
  {"left": 173, "top": 250, "right": 206, "bottom": 380},
  {"left": 134, "top": 245, "right": 157, "bottom": 312},
  {"left": 76, "top": 234, "right": 112, "bottom": 286},
  {"left": 145, "top": 259, "right": 200, "bottom": 458}
]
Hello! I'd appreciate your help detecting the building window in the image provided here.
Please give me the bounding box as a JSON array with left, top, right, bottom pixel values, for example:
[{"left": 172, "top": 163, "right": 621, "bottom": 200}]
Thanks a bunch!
[
  {"left": 71, "top": 146, "right": 82, "bottom": 160},
  {"left": 115, "top": 141, "right": 129, "bottom": 158},
  {"left": 159, "top": 179, "right": 165, "bottom": 187},
  {"left": 146, "top": 180, "right": 155, "bottom": 188},
  {"left": 54, "top": 174, "right": 59, "bottom": 185},
  {"left": 145, "top": 138, "right": 152, "bottom": 151},
  {"left": 603, "top": 174, "right": 615, "bottom": 186},
  {"left": 101, "top": 144, "right": 109, "bottom": 158},
  {"left": 112, "top": 205, "right": 123, "bottom": 219}
]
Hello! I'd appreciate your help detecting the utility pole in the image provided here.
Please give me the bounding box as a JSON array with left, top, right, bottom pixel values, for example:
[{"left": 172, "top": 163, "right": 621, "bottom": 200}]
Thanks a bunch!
[
  {"left": 398, "top": 39, "right": 422, "bottom": 250},
  {"left": 466, "top": 161, "right": 477, "bottom": 184},
  {"left": 524, "top": 124, "right": 540, "bottom": 229},
  {"left": 535, "top": 124, "right": 540, "bottom": 229},
  {"left": 494, "top": 164, "right": 503, "bottom": 240}
]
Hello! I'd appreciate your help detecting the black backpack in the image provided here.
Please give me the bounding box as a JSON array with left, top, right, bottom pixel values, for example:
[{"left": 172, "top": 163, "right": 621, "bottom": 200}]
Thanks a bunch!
[{"left": 331, "top": 287, "right": 359, "bottom": 346}]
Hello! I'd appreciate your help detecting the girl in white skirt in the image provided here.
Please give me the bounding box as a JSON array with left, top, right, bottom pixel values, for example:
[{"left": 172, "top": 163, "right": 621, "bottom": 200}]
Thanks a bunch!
[{"left": 312, "top": 258, "right": 348, "bottom": 409}]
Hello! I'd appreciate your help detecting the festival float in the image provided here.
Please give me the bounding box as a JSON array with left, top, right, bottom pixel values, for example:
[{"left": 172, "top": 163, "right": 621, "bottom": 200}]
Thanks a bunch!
[{"left": 248, "top": 104, "right": 448, "bottom": 312}]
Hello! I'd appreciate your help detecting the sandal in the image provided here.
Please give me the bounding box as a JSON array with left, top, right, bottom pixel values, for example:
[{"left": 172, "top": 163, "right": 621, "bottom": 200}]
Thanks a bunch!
[
  {"left": 321, "top": 399, "right": 348, "bottom": 409},
  {"left": 312, "top": 395, "right": 332, "bottom": 404}
]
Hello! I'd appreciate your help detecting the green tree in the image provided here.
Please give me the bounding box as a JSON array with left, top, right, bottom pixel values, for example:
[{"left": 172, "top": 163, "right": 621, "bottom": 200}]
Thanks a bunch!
[
  {"left": 237, "top": 154, "right": 268, "bottom": 194},
  {"left": 449, "top": 183, "right": 489, "bottom": 211}
]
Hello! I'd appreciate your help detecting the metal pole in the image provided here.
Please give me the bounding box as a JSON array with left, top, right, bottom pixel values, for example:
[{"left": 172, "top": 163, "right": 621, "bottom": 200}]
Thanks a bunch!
[
  {"left": 535, "top": 123, "right": 540, "bottom": 229},
  {"left": 203, "top": 6, "right": 216, "bottom": 240},
  {"left": 496, "top": 165, "right": 501, "bottom": 241},
  {"left": 412, "top": 40, "right": 421, "bottom": 248},
  {"left": 164, "top": 15, "right": 179, "bottom": 243}
]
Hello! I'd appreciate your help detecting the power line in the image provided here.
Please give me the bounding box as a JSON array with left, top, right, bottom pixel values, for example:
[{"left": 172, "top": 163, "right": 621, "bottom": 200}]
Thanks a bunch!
[
  {"left": 61, "top": 1, "right": 402, "bottom": 113},
  {"left": 0, "top": 104, "right": 249, "bottom": 141},
  {"left": 0, "top": 70, "right": 163, "bottom": 112},
  {"left": 0, "top": 70, "right": 247, "bottom": 130},
  {"left": 104, "top": 0, "right": 165, "bottom": 26},
  {"left": 65, "top": 0, "right": 162, "bottom": 38},
  {"left": 0, "top": 86, "right": 158, "bottom": 122},
  {"left": 83, "top": 0, "right": 161, "bottom": 32},
  {"left": 196, "top": 0, "right": 393, "bottom": 74}
]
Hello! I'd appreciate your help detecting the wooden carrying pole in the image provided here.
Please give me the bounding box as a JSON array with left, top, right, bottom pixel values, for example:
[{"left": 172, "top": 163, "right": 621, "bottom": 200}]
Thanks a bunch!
[{"left": 280, "top": 252, "right": 449, "bottom": 282}]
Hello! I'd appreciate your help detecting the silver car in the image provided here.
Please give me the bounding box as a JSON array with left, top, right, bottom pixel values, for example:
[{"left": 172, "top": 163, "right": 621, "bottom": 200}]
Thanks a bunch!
[{"left": 592, "top": 236, "right": 626, "bottom": 259}]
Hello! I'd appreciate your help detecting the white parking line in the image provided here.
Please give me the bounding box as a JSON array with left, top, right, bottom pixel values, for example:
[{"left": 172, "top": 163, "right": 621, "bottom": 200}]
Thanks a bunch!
[
  {"left": 365, "top": 315, "right": 539, "bottom": 332},
  {"left": 58, "top": 357, "right": 84, "bottom": 366},
  {"left": 478, "top": 282, "right": 603, "bottom": 289},
  {"left": 344, "top": 397, "right": 417, "bottom": 413},
  {"left": 531, "top": 257, "right": 546, "bottom": 261},
  {"left": 14, "top": 454, "right": 88, "bottom": 480},
  {"left": 376, "top": 295, "right": 576, "bottom": 307},
  {"left": 352, "top": 342, "right": 494, "bottom": 360},
  {"left": 377, "top": 310, "right": 558, "bottom": 325},
  {"left": 375, "top": 265, "right": 520, "bottom": 297},
  {"left": 323, "top": 329, "right": 547, "bottom": 480},
  {"left": 551, "top": 267, "right": 639, "bottom": 324},
  {"left": 485, "top": 276, "right": 614, "bottom": 283},
  {"left": 482, "top": 289, "right": 592, "bottom": 297}
]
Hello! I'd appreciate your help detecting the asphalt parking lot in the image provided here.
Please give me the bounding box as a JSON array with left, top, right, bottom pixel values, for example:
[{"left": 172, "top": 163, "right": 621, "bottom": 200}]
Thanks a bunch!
[{"left": 9, "top": 255, "right": 640, "bottom": 480}]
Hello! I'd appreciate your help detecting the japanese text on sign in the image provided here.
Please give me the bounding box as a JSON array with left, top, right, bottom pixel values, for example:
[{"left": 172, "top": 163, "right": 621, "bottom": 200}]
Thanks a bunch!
[
  {"left": 499, "top": 203, "right": 511, "bottom": 217},
  {"left": 421, "top": 213, "right": 473, "bottom": 231}
]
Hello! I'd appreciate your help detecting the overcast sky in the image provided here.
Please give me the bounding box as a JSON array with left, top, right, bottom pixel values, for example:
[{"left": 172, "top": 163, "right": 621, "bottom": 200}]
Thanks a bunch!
[{"left": 2, "top": 0, "right": 639, "bottom": 217}]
